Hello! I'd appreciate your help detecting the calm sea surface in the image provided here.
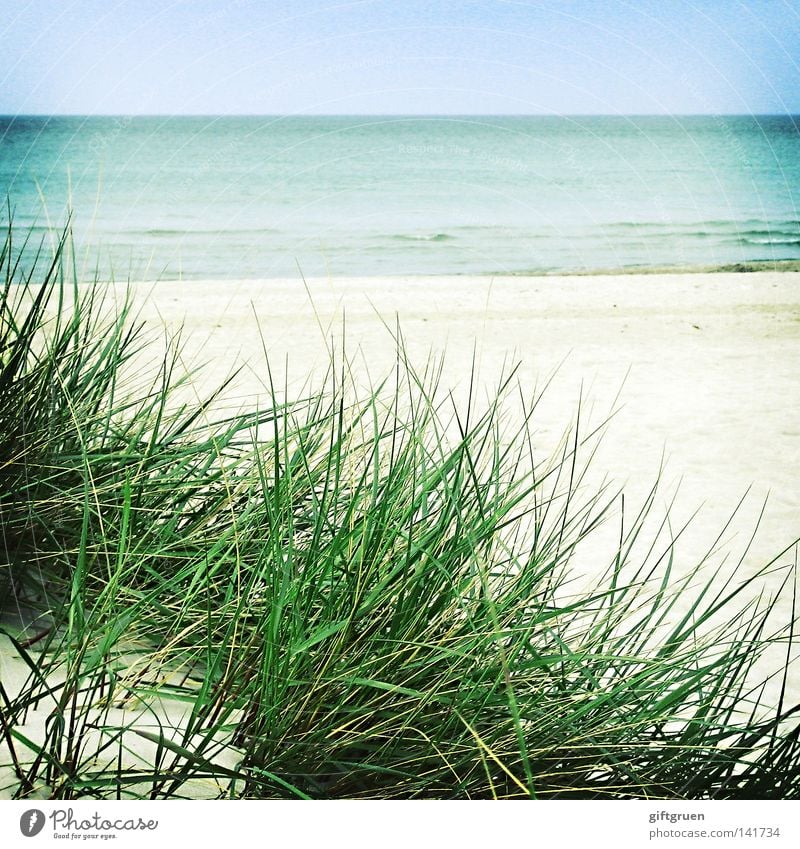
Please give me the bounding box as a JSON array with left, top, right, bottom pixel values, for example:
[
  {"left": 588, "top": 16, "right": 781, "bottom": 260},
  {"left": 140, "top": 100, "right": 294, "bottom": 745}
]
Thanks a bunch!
[{"left": 1, "top": 115, "right": 798, "bottom": 280}]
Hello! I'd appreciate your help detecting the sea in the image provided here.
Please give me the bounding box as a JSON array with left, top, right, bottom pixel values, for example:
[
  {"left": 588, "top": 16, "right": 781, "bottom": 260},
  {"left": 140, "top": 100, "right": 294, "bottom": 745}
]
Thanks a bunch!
[{"left": 1, "top": 115, "right": 798, "bottom": 280}]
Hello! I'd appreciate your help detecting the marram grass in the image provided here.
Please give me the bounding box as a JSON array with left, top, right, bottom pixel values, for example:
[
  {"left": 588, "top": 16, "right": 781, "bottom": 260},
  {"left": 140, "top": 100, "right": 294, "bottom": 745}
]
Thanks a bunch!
[{"left": 1, "top": 221, "right": 799, "bottom": 800}]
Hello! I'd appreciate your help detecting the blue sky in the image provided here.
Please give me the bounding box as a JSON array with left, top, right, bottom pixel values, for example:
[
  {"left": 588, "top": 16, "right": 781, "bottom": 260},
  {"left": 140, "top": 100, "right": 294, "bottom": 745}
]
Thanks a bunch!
[{"left": 1, "top": 0, "right": 798, "bottom": 114}]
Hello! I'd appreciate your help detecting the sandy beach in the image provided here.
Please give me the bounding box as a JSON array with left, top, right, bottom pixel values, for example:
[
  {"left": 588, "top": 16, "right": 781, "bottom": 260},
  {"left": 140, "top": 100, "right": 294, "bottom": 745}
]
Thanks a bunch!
[
  {"left": 3, "top": 269, "right": 799, "bottom": 797},
  {"left": 129, "top": 270, "right": 800, "bottom": 576},
  {"left": 4, "top": 0, "right": 800, "bottom": 809}
]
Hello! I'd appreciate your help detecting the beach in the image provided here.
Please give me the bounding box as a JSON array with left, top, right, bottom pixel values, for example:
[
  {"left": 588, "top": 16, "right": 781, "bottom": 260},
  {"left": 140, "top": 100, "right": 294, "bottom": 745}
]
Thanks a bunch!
[
  {"left": 2, "top": 268, "right": 799, "bottom": 798},
  {"left": 131, "top": 269, "right": 800, "bottom": 577},
  {"left": 3, "top": 0, "right": 800, "bottom": 812}
]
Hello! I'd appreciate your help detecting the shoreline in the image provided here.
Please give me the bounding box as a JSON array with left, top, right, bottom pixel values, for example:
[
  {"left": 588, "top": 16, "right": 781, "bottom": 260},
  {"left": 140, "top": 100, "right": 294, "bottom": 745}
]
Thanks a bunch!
[
  {"left": 125, "top": 258, "right": 800, "bottom": 284},
  {"left": 521, "top": 258, "right": 800, "bottom": 276}
]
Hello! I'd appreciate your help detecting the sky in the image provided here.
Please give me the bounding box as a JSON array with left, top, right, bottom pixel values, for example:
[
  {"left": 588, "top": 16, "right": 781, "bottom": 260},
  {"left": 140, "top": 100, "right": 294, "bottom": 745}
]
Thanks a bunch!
[{"left": 1, "top": 0, "right": 798, "bottom": 115}]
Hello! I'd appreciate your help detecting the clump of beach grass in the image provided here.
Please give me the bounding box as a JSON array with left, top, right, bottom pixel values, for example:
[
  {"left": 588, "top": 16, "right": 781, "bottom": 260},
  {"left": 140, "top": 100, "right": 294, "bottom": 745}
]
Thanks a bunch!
[{"left": 1, "top": 218, "right": 799, "bottom": 800}]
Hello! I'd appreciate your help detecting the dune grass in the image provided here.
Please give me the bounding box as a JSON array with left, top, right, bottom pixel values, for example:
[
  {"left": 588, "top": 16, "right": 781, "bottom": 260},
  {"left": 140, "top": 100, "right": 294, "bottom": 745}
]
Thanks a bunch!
[{"left": 1, "top": 220, "right": 799, "bottom": 799}]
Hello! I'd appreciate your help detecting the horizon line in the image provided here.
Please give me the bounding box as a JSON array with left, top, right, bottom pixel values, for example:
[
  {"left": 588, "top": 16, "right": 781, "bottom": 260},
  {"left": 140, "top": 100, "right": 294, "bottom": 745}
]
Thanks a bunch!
[{"left": 2, "top": 112, "right": 799, "bottom": 119}]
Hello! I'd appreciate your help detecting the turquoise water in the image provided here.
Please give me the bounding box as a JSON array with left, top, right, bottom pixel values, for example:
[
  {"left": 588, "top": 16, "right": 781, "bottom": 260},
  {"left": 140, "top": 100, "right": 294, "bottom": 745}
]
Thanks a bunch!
[{"left": 1, "top": 115, "right": 798, "bottom": 280}]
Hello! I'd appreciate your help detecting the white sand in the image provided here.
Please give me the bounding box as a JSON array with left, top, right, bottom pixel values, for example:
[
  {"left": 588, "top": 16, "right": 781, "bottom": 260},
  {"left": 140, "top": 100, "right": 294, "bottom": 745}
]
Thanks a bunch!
[
  {"left": 142, "top": 270, "right": 800, "bottom": 676},
  {"left": 137, "top": 270, "right": 800, "bottom": 570},
  {"left": 3, "top": 270, "right": 799, "bottom": 796}
]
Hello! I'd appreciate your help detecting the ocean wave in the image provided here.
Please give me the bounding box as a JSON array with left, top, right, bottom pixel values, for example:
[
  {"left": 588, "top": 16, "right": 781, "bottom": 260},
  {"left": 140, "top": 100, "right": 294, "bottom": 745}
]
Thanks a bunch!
[
  {"left": 390, "top": 232, "right": 454, "bottom": 242},
  {"left": 605, "top": 219, "right": 800, "bottom": 235},
  {"left": 739, "top": 236, "right": 800, "bottom": 246},
  {"left": 139, "top": 227, "right": 282, "bottom": 237}
]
